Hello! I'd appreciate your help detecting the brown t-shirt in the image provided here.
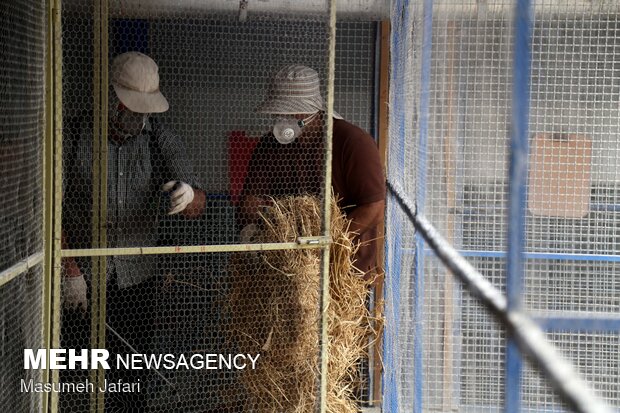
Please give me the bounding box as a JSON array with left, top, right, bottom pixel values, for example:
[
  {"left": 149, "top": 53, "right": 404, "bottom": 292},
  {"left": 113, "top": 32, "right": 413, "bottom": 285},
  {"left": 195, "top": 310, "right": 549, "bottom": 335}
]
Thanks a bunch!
[
  {"left": 242, "top": 118, "right": 386, "bottom": 274},
  {"left": 331, "top": 119, "right": 386, "bottom": 274}
]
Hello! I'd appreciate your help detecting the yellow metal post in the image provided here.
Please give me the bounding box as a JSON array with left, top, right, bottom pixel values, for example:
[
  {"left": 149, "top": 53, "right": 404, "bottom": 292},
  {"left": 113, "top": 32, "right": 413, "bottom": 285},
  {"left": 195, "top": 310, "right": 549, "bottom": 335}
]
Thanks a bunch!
[
  {"left": 319, "top": 1, "right": 337, "bottom": 412},
  {"left": 90, "top": 0, "right": 101, "bottom": 404},
  {"left": 91, "top": 0, "right": 109, "bottom": 411},
  {"left": 49, "top": 0, "right": 64, "bottom": 411},
  {"left": 98, "top": 2, "right": 109, "bottom": 411},
  {"left": 43, "top": 0, "right": 57, "bottom": 409},
  {"left": 43, "top": 7, "right": 53, "bottom": 411},
  {"left": 441, "top": 20, "right": 458, "bottom": 412},
  {"left": 97, "top": 0, "right": 109, "bottom": 411}
]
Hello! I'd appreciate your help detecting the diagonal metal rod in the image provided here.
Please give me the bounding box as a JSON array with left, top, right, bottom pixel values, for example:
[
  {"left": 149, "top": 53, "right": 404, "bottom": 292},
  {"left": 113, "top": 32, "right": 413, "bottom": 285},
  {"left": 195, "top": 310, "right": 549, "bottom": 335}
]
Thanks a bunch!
[{"left": 105, "top": 322, "right": 175, "bottom": 388}]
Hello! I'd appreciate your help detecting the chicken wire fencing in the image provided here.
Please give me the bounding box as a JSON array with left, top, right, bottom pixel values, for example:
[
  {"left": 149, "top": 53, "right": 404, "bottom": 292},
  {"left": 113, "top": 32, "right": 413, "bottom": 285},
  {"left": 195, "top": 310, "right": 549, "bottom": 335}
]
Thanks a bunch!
[
  {"left": 0, "top": 0, "right": 46, "bottom": 412},
  {"left": 54, "top": 0, "right": 384, "bottom": 412},
  {"left": 384, "top": 0, "right": 620, "bottom": 412}
]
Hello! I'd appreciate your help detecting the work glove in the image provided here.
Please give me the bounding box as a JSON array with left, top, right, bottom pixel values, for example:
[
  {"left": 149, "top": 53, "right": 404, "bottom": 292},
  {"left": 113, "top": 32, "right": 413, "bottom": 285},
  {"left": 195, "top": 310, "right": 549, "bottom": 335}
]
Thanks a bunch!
[
  {"left": 63, "top": 275, "right": 88, "bottom": 311},
  {"left": 162, "top": 181, "right": 195, "bottom": 215},
  {"left": 240, "top": 223, "right": 259, "bottom": 243}
]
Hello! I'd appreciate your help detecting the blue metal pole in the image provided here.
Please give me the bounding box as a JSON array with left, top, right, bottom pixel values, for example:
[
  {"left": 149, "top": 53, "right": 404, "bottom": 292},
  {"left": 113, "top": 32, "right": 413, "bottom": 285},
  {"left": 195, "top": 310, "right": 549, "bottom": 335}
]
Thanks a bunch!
[
  {"left": 414, "top": 0, "right": 433, "bottom": 411},
  {"left": 383, "top": 196, "right": 404, "bottom": 413},
  {"left": 422, "top": 249, "right": 620, "bottom": 263},
  {"left": 452, "top": 34, "right": 467, "bottom": 407},
  {"left": 382, "top": 0, "right": 406, "bottom": 411},
  {"left": 536, "top": 317, "right": 620, "bottom": 332},
  {"left": 506, "top": 0, "right": 532, "bottom": 411}
]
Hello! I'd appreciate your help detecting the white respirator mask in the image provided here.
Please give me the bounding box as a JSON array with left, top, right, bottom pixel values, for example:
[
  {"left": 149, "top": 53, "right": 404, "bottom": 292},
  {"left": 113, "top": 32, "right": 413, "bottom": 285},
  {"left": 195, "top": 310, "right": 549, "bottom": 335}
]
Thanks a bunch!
[{"left": 272, "top": 112, "right": 319, "bottom": 145}]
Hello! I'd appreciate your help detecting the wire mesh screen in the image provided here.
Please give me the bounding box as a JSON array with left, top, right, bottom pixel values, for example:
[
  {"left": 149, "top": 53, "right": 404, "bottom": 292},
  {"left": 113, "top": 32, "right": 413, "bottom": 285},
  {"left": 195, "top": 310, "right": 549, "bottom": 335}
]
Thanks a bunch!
[
  {"left": 385, "top": 0, "right": 620, "bottom": 411},
  {"left": 0, "top": 0, "right": 45, "bottom": 411},
  {"left": 58, "top": 1, "right": 379, "bottom": 411},
  {"left": 522, "top": 330, "right": 620, "bottom": 412},
  {"left": 335, "top": 21, "right": 377, "bottom": 134},
  {"left": 383, "top": 0, "right": 418, "bottom": 411},
  {"left": 422, "top": 5, "right": 514, "bottom": 410},
  {"left": 0, "top": 0, "right": 45, "bottom": 272},
  {"left": 526, "top": 2, "right": 620, "bottom": 319},
  {"left": 526, "top": 3, "right": 620, "bottom": 411},
  {"left": 60, "top": 9, "right": 335, "bottom": 248},
  {"left": 59, "top": 11, "right": 379, "bottom": 248},
  {"left": 0, "top": 268, "right": 44, "bottom": 412},
  {"left": 386, "top": 1, "right": 511, "bottom": 411}
]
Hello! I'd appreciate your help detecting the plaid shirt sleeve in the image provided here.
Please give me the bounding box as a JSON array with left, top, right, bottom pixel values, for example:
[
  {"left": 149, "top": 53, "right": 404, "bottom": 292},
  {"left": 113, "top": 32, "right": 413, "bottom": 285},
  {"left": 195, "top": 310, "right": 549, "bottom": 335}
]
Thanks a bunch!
[{"left": 149, "top": 119, "right": 203, "bottom": 191}]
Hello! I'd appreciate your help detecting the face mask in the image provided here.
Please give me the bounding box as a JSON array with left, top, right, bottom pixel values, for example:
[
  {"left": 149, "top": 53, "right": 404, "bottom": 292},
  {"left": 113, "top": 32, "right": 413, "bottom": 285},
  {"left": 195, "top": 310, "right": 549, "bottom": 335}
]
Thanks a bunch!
[
  {"left": 272, "top": 112, "right": 319, "bottom": 145},
  {"left": 110, "top": 93, "right": 149, "bottom": 138},
  {"left": 115, "top": 110, "right": 149, "bottom": 137}
]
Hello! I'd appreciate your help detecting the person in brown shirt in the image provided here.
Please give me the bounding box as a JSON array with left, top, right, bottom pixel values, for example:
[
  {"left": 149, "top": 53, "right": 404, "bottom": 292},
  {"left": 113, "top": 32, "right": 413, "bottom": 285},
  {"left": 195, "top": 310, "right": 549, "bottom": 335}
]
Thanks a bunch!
[{"left": 240, "top": 64, "right": 385, "bottom": 279}]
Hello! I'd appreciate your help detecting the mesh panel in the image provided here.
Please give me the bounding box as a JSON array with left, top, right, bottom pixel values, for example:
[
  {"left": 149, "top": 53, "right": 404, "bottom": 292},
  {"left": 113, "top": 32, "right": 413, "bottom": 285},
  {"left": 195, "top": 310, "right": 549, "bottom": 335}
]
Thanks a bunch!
[
  {"left": 0, "top": 0, "right": 45, "bottom": 269},
  {"left": 0, "top": 0, "right": 45, "bottom": 411},
  {"left": 334, "top": 20, "right": 379, "bottom": 405},
  {"left": 421, "top": 4, "right": 514, "bottom": 410},
  {"left": 384, "top": 0, "right": 418, "bottom": 410},
  {"left": 386, "top": 0, "right": 620, "bottom": 411},
  {"left": 526, "top": 7, "right": 620, "bottom": 319},
  {"left": 335, "top": 21, "right": 376, "bottom": 133},
  {"left": 0, "top": 268, "right": 44, "bottom": 412},
  {"left": 522, "top": 331, "right": 620, "bottom": 411},
  {"left": 59, "top": 2, "right": 379, "bottom": 411},
  {"left": 61, "top": 12, "right": 335, "bottom": 250},
  {"left": 60, "top": 13, "right": 381, "bottom": 247},
  {"left": 525, "top": 3, "right": 620, "bottom": 410}
]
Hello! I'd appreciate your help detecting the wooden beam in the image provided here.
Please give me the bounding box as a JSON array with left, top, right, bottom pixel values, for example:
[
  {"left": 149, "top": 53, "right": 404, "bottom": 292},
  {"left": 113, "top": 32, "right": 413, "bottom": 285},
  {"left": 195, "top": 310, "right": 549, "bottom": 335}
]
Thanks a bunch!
[
  {"left": 372, "top": 19, "right": 390, "bottom": 406},
  {"left": 442, "top": 20, "right": 458, "bottom": 412}
]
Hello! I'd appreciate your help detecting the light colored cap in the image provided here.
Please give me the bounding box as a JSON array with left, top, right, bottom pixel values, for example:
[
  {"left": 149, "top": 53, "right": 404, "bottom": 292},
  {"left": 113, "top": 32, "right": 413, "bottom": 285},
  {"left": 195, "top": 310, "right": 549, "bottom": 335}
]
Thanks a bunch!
[
  {"left": 257, "top": 64, "right": 342, "bottom": 119},
  {"left": 111, "top": 52, "right": 169, "bottom": 114}
]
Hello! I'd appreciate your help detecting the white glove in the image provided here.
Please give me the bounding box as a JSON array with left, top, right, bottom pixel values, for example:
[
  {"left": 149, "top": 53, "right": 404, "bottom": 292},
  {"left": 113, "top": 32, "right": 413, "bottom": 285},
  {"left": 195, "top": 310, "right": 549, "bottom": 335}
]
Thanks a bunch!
[
  {"left": 63, "top": 275, "right": 88, "bottom": 311},
  {"left": 162, "top": 181, "right": 195, "bottom": 215},
  {"left": 240, "top": 223, "right": 259, "bottom": 243}
]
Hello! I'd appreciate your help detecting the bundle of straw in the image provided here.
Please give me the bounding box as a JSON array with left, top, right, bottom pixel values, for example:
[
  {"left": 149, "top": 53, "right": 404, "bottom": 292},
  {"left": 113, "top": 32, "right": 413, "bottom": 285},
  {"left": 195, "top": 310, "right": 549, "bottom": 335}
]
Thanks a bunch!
[{"left": 228, "top": 195, "right": 374, "bottom": 413}]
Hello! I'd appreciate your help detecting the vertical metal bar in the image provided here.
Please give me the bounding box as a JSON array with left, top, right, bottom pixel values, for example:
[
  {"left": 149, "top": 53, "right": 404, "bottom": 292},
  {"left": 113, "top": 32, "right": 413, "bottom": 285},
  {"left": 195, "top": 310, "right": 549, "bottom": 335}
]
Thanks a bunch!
[
  {"left": 505, "top": 340, "right": 522, "bottom": 412},
  {"left": 91, "top": 0, "right": 108, "bottom": 411},
  {"left": 383, "top": 198, "right": 403, "bottom": 412},
  {"left": 43, "top": 0, "right": 58, "bottom": 411},
  {"left": 415, "top": 0, "right": 432, "bottom": 411},
  {"left": 97, "top": 3, "right": 109, "bottom": 412},
  {"left": 505, "top": 0, "right": 531, "bottom": 411},
  {"left": 90, "top": 0, "right": 102, "bottom": 406},
  {"left": 372, "top": 19, "right": 391, "bottom": 407},
  {"left": 383, "top": 0, "right": 404, "bottom": 410},
  {"left": 49, "top": 0, "right": 64, "bottom": 410},
  {"left": 441, "top": 20, "right": 457, "bottom": 412},
  {"left": 453, "top": 35, "right": 466, "bottom": 407},
  {"left": 368, "top": 23, "right": 381, "bottom": 404},
  {"left": 372, "top": 22, "right": 381, "bottom": 143},
  {"left": 44, "top": 0, "right": 52, "bottom": 402},
  {"left": 318, "top": 0, "right": 336, "bottom": 412}
]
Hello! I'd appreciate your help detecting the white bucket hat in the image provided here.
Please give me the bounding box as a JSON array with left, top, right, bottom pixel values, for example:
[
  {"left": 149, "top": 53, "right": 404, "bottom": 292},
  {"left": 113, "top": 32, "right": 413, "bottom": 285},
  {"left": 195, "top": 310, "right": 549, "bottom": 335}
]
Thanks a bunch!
[
  {"left": 111, "top": 52, "right": 169, "bottom": 114},
  {"left": 257, "top": 64, "right": 342, "bottom": 119}
]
